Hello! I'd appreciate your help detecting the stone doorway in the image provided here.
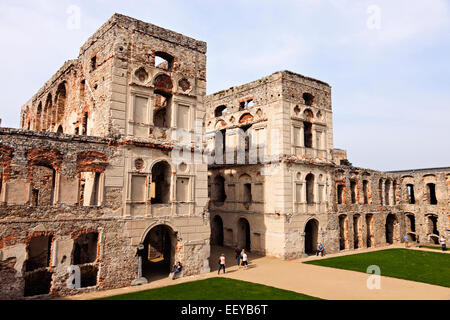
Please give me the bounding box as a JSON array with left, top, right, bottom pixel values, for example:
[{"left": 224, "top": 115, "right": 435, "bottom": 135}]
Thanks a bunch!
[
  {"left": 237, "top": 218, "right": 251, "bottom": 252},
  {"left": 211, "top": 215, "right": 224, "bottom": 246},
  {"left": 305, "top": 219, "right": 319, "bottom": 255},
  {"left": 385, "top": 214, "right": 396, "bottom": 244},
  {"left": 142, "top": 225, "right": 176, "bottom": 281}
]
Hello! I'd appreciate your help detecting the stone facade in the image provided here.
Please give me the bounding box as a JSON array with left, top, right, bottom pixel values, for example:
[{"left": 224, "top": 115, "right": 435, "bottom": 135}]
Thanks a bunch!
[
  {"left": 206, "top": 71, "right": 449, "bottom": 260},
  {"left": 0, "top": 14, "right": 209, "bottom": 300},
  {"left": 0, "top": 13, "right": 448, "bottom": 299}
]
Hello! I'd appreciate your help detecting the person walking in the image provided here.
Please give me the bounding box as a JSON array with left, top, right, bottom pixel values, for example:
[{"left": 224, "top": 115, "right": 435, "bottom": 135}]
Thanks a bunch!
[
  {"left": 440, "top": 235, "right": 447, "bottom": 251},
  {"left": 241, "top": 249, "right": 248, "bottom": 270},
  {"left": 234, "top": 247, "right": 242, "bottom": 268},
  {"left": 218, "top": 253, "right": 226, "bottom": 275},
  {"left": 416, "top": 235, "right": 420, "bottom": 248},
  {"left": 404, "top": 234, "right": 409, "bottom": 248}
]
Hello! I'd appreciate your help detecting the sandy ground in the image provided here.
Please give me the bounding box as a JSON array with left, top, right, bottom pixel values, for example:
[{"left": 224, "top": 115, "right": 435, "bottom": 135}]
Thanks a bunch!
[{"left": 59, "top": 244, "right": 450, "bottom": 300}]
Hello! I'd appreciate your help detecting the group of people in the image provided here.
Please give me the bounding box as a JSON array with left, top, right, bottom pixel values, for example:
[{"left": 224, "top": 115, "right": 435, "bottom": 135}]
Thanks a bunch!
[
  {"left": 403, "top": 234, "right": 447, "bottom": 251},
  {"left": 217, "top": 248, "right": 249, "bottom": 275}
]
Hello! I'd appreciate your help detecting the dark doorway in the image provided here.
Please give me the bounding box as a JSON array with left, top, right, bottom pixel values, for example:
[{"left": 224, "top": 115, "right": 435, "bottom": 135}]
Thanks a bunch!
[
  {"left": 386, "top": 214, "right": 396, "bottom": 244},
  {"left": 211, "top": 215, "right": 224, "bottom": 246},
  {"left": 142, "top": 225, "right": 176, "bottom": 281},
  {"left": 353, "top": 214, "right": 361, "bottom": 249},
  {"left": 366, "top": 214, "right": 374, "bottom": 248},
  {"left": 339, "top": 215, "right": 348, "bottom": 250},
  {"left": 305, "top": 219, "right": 319, "bottom": 255},
  {"left": 238, "top": 218, "right": 251, "bottom": 251}
]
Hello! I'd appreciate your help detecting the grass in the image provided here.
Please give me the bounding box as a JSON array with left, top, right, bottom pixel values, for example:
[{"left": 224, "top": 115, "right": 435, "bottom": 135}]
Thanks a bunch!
[
  {"left": 98, "top": 277, "right": 321, "bottom": 300},
  {"left": 304, "top": 249, "right": 450, "bottom": 287}
]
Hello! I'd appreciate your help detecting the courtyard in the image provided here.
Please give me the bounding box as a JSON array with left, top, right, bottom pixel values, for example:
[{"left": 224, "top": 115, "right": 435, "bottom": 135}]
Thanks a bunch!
[{"left": 63, "top": 245, "right": 450, "bottom": 300}]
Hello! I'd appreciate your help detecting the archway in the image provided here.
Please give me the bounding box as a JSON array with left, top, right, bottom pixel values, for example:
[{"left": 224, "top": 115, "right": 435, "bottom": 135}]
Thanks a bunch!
[
  {"left": 211, "top": 215, "right": 224, "bottom": 246},
  {"left": 237, "top": 218, "right": 251, "bottom": 251},
  {"left": 385, "top": 214, "right": 396, "bottom": 244},
  {"left": 365, "top": 214, "right": 374, "bottom": 248},
  {"left": 353, "top": 214, "right": 362, "bottom": 249},
  {"left": 142, "top": 225, "right": 177, "bottom": 280},
  {"left": 304, "top": 219, "right": 319, "bottom": 255},
  {"left": 339, "top": 215, "right": 349, "bottom": 250}
]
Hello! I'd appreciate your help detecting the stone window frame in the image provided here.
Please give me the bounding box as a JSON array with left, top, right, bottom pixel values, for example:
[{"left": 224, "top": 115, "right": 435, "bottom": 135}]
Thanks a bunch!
[
  {"left": 172, "top": 96, "right": 196, "bottom": 133},
  {"left": 127, "top": 87, "right": 153, "bottom": 137},
  {"left": 174, "top": 174, "right": 195, "bottom": 203}
]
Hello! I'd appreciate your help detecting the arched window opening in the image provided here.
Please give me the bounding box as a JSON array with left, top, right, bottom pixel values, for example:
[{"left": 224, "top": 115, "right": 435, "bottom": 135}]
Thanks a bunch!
[
  {"left": 154, "top": 90, "right": 172, "bottom": 128},
  {"left": 155, "top": 52, "right": 174, "bottom": 71},
  {"left": 378, "top": 179, "right": 383, "bottom": 205},
  {"left": 57, "top": 125, "right": 63, "bottom": 134},
  {"left": 213, "top": 175, "right": 227, "bottom": 203},
  {"left": 406, "top": 214, "right": 416, "bottom": 233},
  {"left": 306, "top": 173, "right": 315, "bottom": 204},
  {"left": 304, "top": 122, "right": 313, "bottom": 148},
  {"left": 55, "top": 83, "right": 67, "bottom": 123},
  {"left": 350, "top": 180, "right": 357, "bottom": 204},
  {"left": 407, "top": 184, "right": 415, "bottom": 204},
  {"left": 215, "top": 105, "right": 227, "bottom": 117},
  {"left": 151, "top": 161, "right": 171, "bottom": 204},
  {"left": 303, "top": 93, "right": 315, "bottom": 106},
  {"left": 363, "top": 180, "right": 369, "bottom": 204},
  {"left": 427, "top": 215, "right": 439, "bottom": 236},
  {"left": 337, "top": 184, "right": 344, "bottom": 204},
  {"left": 427, "top": 183, "right": 437, "bottom": 205},
  {"left": 385, "top": 180, "right": 391, "bottom": 205}
]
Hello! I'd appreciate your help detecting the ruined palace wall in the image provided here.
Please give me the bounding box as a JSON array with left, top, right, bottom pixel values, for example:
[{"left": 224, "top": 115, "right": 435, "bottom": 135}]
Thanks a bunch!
[
  {"left": 0, "top": 129, "right": 210, "bottom": 299},
  {"left": 103, "top": 14, "right": 207, "bottom": 138},
  {"left": 332, "top": 165, "right": 449, "bottom": 253}
]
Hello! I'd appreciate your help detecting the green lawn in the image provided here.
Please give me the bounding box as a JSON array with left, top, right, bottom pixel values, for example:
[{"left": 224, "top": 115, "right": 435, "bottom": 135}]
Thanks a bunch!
[
  {"left": 304, "top": 249, "right": 450, "bottom": 287},
  {"left": 98, "top": 277, "right": 321, "bottom": 300}
]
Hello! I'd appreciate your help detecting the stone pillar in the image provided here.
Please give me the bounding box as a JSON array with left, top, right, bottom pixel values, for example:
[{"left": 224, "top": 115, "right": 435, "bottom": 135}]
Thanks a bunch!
[{"left": 131, "top": 244, "right": 148, "bottom": 286}]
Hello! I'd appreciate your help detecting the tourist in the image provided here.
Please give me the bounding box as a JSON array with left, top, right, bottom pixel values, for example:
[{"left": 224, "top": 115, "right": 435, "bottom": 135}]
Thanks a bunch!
[
  {"left": 416, "top": 235, "right": 420, "bottom": 248},
  {"left": 404, "top": 234, "right": 409, "bottom": 248},
  {"left": 172, "top": 261, "right": 183, "bottom": 280},
  {"left": 241, "top": 249, "right": 249, "bottom": 269},
  {"left": 440, "top": 235, "right": 447, "bottom": 251},
  {"left": 317, "top": 243, "right": 325, "bottom": 257},
  {"left": 218, "top": 253, "right": 226, "bottom": 275},
  {"left": 235, "top": 247, "right": 242, "bottom": 268}
]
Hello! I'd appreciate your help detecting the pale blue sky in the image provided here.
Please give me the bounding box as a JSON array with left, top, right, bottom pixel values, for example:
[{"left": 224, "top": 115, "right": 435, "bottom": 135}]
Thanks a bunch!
[{"left": 0, "top": 0, "right": 449, "bottom": 171}]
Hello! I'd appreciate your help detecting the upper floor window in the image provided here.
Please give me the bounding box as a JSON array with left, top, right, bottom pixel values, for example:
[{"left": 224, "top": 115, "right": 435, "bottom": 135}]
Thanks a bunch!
[
  {"left": 427, "top": 183, "right": 437, "bottom": 205},
  {"left": 303, "top": 93, "right": 315, "bottom": 106},
  {"left": 155, "top": 51, "right": 174, "bottom": 71},
  {"left": 407, "top": 184, "right": 415, "bottom": 204},
  {"left": 215, "top": 105, "right": 227, "bottom": 117}
]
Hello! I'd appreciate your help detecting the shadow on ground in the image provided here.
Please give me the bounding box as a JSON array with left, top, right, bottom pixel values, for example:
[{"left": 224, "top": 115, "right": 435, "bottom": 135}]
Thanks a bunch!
[{"left": 209, "top": 245, "right": 265, "bottom": 272}]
